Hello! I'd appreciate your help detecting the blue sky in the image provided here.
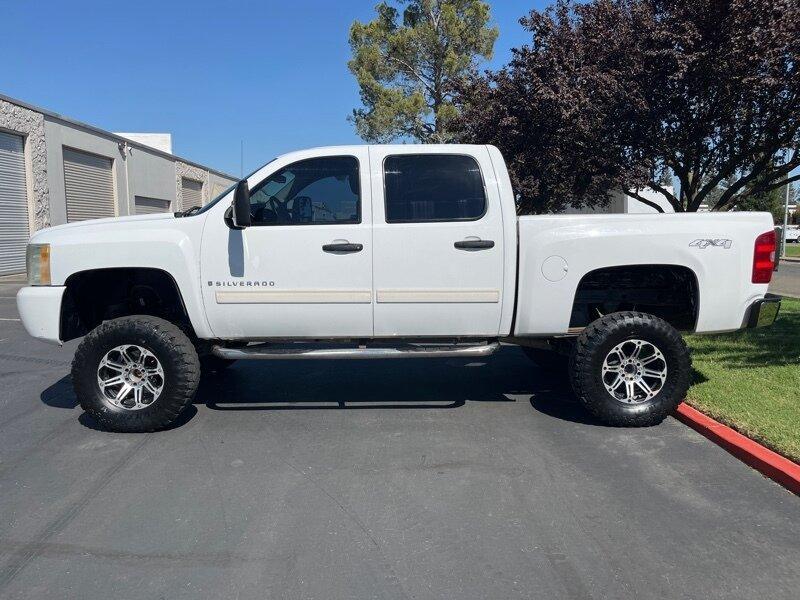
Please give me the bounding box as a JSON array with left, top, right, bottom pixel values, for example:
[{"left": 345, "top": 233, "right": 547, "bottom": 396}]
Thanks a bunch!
[{"left": 0, "top": 0, "right": 545, "bottom": 176}]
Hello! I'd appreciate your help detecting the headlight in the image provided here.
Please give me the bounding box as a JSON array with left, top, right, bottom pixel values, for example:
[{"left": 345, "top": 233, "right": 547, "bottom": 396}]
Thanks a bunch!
[{"left": 26, "top": 244, "right": 51, "bottom": 286}]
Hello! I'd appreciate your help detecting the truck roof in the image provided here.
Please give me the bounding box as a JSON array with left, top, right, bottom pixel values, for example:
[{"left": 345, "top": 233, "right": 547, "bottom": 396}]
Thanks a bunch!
[{"left": 278, "top": 143, "right": 490, "bottom": 155}]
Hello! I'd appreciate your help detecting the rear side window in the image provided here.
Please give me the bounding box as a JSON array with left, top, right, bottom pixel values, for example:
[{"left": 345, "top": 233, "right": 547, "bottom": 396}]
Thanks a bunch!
[{"left": 383, "top": 154, "right": 486, "bottom": 223}]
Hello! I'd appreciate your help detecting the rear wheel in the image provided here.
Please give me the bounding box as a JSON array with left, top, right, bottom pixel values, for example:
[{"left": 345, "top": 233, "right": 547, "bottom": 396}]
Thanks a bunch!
[
  {"left": 569, "top": 312, "right": 691, "bottom": 427},
  {"left": 72, "top": 316, "right": 200, "bottom": 432}
]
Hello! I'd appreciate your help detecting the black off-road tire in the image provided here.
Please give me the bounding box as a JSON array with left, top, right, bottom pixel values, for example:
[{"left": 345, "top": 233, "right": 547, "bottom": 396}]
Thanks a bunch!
[
  {"left": 569, "top": 312, "right": 691, "bottom": 427},
  {"left": 72, "top": 316, "right": 200, "bottom": 432}
]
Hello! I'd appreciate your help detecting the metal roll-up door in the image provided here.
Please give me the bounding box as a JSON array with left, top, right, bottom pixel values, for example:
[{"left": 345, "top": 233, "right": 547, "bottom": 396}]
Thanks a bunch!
[
  {"left": 181, "top": 178, "right": 203, "bottom": 210},
  {"left": 135, "top": 196, "right": 171, "bottom": 215},
  {"left": 63, "top": 148, "right": 115, "bottom": 222},
  {"left": 0, "top": 131, "right": 30, "bottom": 276}
]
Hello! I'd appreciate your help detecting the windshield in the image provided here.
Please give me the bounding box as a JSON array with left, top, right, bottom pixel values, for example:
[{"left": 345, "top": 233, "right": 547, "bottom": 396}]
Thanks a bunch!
[{"left": 192, "top": 158, "right": 277, "bottom": 216}]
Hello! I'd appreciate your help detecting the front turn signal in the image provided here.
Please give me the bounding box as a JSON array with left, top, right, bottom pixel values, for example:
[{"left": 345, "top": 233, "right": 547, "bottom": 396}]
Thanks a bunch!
[{"left": 26, "top": 244, "right": 51, "bottom": 286}]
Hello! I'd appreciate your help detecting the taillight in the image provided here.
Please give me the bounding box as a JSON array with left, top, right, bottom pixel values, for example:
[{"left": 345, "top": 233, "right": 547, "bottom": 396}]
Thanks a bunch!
[{"left": 752, "top": 230, "right": 776, "bottom": 284}]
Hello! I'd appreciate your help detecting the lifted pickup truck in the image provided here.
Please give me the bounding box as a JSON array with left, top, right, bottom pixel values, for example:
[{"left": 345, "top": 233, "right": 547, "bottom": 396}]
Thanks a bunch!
[{"left": 17, "top": 145, "right": 781, "bottom": 432}]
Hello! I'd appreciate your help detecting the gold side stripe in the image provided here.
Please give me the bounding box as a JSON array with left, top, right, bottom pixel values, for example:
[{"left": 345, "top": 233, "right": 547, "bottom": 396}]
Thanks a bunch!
[
  {"left": 376, "top": 289, "right": 500, "bottom": 303},
  {"left": 215, "top": 290, "right": 372, "bottom": 304}
]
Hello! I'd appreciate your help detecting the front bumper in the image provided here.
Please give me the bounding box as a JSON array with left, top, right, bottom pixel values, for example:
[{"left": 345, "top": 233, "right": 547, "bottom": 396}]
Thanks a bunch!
[
  {"left": 747, "top": 293, "right": 782, "bottom": 328},
  {"left": 16, "top": 286, "right": 66, "bottom": 344}
]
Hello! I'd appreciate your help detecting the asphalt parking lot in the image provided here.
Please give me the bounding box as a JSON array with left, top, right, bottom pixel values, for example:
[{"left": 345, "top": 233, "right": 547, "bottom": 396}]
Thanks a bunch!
[{"left": 0, "top": 280, "right": 798, "bottom": 599}]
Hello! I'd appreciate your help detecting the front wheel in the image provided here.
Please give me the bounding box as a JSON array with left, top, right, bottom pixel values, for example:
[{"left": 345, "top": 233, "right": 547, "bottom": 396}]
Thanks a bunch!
[
  {"left": 569, "top": 312, "right": 691, "bottom": 427},
  {"left": 72, "top": 316, "right": 201, "bottom": 432}
]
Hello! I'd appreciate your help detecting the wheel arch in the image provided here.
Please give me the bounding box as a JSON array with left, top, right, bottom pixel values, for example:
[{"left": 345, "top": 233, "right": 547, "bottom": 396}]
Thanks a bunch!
[
  {"left": 569, "top": 264, "right": 700, "bottom": 331},
  {"left": 60, "top": 267, "right": 197, "bottom": 342}
]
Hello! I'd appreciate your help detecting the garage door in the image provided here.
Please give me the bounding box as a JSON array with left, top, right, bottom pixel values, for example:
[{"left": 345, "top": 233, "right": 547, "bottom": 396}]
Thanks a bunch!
[
  {"left": 63, "top": 148, "right": 115, "bottom": 222},
  {"left": 181, "top": 178, "right": 203, "bottom": 210},
  {"left": 0, "top": 131, "right": 30, "bottom": 276},
  {"left": 135, "top": 196, "right": 171, "bottom": 215}
]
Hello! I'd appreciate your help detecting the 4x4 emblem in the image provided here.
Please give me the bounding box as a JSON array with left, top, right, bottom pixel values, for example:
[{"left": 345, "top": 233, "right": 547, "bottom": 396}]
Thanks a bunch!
[{"left": 690, "top": 239, "right": 732, "bottom": 249}]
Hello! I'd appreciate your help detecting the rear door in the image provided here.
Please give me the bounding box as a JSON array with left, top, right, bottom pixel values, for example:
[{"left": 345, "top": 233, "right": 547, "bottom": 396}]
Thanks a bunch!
[
  {"left": 63, "top": 147, "right": 115, "bottom": 222},
  {"left": 134, "top": 196, "right": 171, "bottom": 215},
  {"left": 181, "top": 178, "right": 203, "bottom": 210},
  {"left": 369, "top": 146, "right": 505, "bottom": 337},
  {"left": 0, "top": 131, "right": 30, "bottom": 276}
]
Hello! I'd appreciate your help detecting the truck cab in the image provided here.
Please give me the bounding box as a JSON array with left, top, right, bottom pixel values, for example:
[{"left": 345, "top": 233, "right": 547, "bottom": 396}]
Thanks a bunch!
[{"left": 199, "top": 144, "right": 516, "bottom": 340}]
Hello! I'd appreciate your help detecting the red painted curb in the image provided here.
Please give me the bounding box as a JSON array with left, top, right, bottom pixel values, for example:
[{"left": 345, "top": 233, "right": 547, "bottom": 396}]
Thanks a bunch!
[{"left": 675, "top": 403, "right": 800, "bottom": 496}]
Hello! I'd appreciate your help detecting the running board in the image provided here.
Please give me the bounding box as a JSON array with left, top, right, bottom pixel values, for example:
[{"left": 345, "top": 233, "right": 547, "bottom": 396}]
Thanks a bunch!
[{"left": 212, "top": 341, "right": 501, "bottom": 361}]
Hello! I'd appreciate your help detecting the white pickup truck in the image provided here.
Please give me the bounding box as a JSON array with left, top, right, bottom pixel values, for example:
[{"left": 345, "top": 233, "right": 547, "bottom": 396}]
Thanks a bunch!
[{"left": 17, "top": 145, "right": 781, "bottom": 432}]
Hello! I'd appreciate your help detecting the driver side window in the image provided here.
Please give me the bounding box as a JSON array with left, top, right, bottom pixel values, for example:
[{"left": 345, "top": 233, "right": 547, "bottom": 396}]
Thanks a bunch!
[{"left": 248, "top": 156, "right": 360, "bottom": 225}]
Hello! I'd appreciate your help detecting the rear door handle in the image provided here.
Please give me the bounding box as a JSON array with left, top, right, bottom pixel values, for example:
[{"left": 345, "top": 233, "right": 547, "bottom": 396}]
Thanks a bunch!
[
  {"left": 322, "top": 242, "right": 363, "bottom": 253},
  {"left": 454, "top": 239, "right": 495, "bottom": 250}
]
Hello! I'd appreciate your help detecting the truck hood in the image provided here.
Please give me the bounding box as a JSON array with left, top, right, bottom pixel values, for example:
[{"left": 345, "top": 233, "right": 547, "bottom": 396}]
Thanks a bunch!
[{"left": 30, "top": 212, "right": 179, "bottom": 244}]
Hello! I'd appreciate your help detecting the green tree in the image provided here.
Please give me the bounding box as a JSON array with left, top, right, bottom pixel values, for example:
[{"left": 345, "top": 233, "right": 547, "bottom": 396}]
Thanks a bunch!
[
  {"left": 718, "top": 160, "right": 791, "bottom": 223},
  {"left": 732, "top": 187, "right": 786, "bottom": 224},
  {"left": 348, "top": 0, "right": 497, "bottom": 143}
]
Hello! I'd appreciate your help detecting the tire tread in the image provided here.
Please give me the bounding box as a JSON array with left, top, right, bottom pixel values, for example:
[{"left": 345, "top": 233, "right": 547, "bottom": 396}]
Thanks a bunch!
[
  {"left": 569, "top": 311, "right": 691, "bottom": 427},
  {"left": 71, "top": 316, "right": 200, "bottom": 432}
]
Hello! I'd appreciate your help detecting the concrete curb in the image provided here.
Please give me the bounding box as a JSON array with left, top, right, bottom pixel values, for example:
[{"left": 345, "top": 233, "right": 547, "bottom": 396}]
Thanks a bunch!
[
  {"left": 780, "top": 256, "right": 800, "bottom": 263},
  {"left": 675, "top": 403, "right": 800, "bottom": 496}
]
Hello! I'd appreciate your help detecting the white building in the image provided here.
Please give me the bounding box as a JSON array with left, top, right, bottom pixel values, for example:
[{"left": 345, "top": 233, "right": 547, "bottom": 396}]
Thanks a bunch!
[
  {"left": 561, "top": 187, "right": 676, "bottom": 214},
  {"left": 0, "top": 94, "right": 237, "bottom": 276}
]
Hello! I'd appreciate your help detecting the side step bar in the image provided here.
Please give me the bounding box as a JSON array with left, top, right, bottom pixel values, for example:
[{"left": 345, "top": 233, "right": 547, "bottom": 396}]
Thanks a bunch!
[{"left": 212, "top": 341, "right": 501, "bottom": 361}]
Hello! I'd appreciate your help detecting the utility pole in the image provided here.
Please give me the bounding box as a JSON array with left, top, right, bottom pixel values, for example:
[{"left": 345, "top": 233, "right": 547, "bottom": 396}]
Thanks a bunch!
[{"left": 781, "top": 182, "right": 790, "bottom": 259}]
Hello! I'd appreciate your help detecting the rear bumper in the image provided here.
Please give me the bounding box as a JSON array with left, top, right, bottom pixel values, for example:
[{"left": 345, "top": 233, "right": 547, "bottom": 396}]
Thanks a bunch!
[
  {"left": 747, "top": 293, "right": 781, "bottom": 329},
  {"left": 16, "top": 286, "right": 65, "bottom": 345}
]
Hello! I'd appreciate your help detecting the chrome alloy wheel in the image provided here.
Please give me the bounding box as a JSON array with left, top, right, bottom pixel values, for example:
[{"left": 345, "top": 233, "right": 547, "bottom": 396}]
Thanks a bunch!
[
  {"left": 96, "top": 345, "right": 165, "bottom": 410},
  {"left": 601, "top": 339, "right": 667, "bottom": 404}
]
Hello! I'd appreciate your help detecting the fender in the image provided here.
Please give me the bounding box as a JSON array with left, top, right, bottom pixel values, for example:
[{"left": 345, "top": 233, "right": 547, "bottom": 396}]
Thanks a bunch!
[{"left": 29, "top": 214, "right": 213, "bottom": 338}]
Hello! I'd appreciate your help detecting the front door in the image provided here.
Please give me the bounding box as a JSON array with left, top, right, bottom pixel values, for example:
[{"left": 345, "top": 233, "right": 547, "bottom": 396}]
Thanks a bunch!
[
  {"left": 201, "top": 148, "right": 373, "bottom": 338},
  {"left": 369, "top": 146, "right": 505, "bottom": 337}
]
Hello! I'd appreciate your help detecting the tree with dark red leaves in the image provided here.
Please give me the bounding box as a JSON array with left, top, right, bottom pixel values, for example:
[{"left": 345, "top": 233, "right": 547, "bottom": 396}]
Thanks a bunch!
[{"left": 456, "top": 0, "right": 800, "bottom": 214}]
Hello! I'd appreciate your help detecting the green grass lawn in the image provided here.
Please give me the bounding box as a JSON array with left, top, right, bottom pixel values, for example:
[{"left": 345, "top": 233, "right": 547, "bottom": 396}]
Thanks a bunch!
[
  {"left": 685, "top": 297, "right": 800, "bottom": 462},
  {"left": 784, "top": 244, "right": 800, "bottom": 258}
]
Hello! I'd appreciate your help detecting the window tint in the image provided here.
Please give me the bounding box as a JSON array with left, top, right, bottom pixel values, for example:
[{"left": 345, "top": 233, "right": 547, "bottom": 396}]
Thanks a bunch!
[
  {"left": 384, "top": 154, "right": 486, "bottom": 223},
  {"left": 249, "top": 156, "right": 360, "bottom": 225}
]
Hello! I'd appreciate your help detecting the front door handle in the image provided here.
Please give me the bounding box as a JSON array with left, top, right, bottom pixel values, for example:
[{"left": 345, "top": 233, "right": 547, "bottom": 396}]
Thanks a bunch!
[
  {"left": 322, "top": 242, "right": 363, "bottom": 253},
  {"left": 454, "top": 239, "right": 495, "bottom": 250}
]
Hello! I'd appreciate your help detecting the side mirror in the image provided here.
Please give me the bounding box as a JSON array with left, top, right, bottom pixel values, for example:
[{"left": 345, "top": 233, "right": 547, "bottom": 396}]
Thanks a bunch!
[{"left": 231, "top": 179, "right": 251, "bottom": 229}]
